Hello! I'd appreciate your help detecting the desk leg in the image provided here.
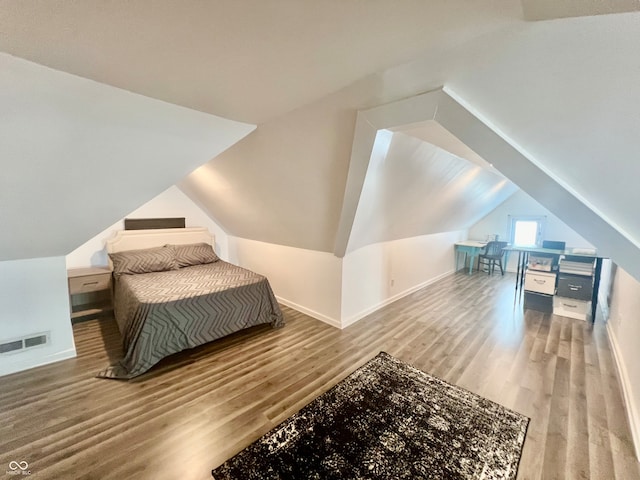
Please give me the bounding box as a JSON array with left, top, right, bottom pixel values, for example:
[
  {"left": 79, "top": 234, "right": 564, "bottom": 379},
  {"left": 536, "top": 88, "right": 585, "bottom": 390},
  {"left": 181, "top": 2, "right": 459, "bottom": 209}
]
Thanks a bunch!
[
  {"left": 515, "top": 251, "right": 527, "bottom": 292},
  {"left": 515, "top": 251, "right": 522, "bottom": 293},
  {"left": 591, "top": 257, "right": 603, "bottom": 323},
  {"left": 518, "top": 252, "right": 528, "bottom": 299},
  {"left": 468, "top": 253, "right": 475, "bottom": 275}
]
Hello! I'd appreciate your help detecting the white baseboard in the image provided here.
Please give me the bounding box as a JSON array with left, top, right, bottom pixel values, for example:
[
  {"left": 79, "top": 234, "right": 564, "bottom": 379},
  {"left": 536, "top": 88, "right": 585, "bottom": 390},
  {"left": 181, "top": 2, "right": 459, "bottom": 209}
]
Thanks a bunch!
[
  {"left": 342, "top": 269, "right": 455, "bottom": 329},
  {"left": 276, "top": 296, "right": 341, "bottom": 329},
  {"left": 606, "top": 322, "right": 640, "bottom": 461},
  {"left": 0, "top": 347, "right": 77, "bottom": 378}
]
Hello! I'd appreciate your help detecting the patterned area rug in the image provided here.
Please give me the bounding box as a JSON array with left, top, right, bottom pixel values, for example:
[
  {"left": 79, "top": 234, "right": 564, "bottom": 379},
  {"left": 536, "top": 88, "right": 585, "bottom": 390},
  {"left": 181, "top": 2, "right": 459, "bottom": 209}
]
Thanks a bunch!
[{"left": 212, "top": 352, "right": 529, "bottom": 479}]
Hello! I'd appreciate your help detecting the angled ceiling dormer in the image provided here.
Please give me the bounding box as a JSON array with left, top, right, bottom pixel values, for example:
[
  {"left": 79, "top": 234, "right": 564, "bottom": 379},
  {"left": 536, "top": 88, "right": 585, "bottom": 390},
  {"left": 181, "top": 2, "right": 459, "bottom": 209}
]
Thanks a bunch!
[
  {"left": 345, "top": 129, "right": 517, "bottom": 254},
  {"left": 335, "top": 88, "right": 640, "bottom": 280}
]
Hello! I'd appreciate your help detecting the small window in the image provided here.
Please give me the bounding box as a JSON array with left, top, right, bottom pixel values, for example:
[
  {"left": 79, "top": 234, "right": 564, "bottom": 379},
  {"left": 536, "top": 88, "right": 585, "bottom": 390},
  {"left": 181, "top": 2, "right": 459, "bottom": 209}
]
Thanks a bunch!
[{"left": 508, "top": 216, "right": 545, "bottom": 247}]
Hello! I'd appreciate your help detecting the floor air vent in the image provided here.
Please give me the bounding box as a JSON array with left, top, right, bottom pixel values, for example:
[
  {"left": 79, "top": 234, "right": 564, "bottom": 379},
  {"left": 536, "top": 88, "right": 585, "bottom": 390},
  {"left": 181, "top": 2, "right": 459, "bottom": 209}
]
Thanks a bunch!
[{"left": 0, "top": 332, "right": 49, "bottom": 354}]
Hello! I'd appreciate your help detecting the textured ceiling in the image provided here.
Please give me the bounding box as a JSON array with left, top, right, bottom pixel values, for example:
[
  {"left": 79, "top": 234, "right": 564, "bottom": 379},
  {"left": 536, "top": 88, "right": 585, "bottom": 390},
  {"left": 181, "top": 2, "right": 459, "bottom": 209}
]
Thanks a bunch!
[{"left": 0, "top": 0, "right": 523, "bottom": 124}]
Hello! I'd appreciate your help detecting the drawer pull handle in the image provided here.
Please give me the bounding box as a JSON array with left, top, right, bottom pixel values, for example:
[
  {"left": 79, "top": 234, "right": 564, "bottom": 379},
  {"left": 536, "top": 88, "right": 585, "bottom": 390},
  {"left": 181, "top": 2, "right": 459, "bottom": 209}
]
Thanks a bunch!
[
  {"left": 83, "top": 282, "right": 99, "bottom": 286},
  {"left": 568, "top": 284, "right": 582, "bottom": 290},
  {"left": 534, "top": 279, "right": 546, "bottom": 284},
  {"left": 564, "top": 303, "right": 578, "bottom": 308}
]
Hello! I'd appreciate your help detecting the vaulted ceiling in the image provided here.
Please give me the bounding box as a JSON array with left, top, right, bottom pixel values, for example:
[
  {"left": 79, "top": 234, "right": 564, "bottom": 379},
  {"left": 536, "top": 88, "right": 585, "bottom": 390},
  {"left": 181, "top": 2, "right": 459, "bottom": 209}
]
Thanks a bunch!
[
  {"left": 2, "top": 2, "right": 640, "bottom": 280},
  {"left": 346, "top": 130, "right": 517, "bottom": 254},
  {"left": 0, "top": 0, "right": 523, "bottom": 124}
]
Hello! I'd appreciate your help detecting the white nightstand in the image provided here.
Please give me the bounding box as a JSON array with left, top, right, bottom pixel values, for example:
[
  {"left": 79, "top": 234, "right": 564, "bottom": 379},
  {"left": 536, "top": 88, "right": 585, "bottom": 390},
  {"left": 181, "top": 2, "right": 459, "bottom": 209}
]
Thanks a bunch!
[{"left": 67, "top": 267, "right": 113, "bottom": 321}]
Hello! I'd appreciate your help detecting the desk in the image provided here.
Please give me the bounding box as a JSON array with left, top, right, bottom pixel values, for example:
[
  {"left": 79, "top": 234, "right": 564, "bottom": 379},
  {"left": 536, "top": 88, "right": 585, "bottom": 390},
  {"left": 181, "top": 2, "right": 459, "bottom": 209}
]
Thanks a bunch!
[
  {"left": 505, "top": 246, "right": 604, "bottom": 323},
  {"left": 454, "top": 241, "right": 487, "bottom": 274}
]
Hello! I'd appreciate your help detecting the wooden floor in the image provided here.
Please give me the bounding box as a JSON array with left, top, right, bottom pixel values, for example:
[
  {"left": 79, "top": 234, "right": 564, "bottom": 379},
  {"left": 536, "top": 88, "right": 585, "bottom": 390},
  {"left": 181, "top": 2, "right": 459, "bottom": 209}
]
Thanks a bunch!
[{"left": 1, "top": 271, "right": 638, "bottom": 479}]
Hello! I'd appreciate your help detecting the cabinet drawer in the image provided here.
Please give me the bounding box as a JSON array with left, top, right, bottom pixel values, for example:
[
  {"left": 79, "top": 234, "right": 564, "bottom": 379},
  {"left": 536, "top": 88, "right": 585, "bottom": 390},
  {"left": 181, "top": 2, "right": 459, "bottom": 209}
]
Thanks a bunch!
[
  {"left": 557, "top": 274, "right": 593, "bottom": 301},
  {"left": 69, "top": 274, "right": 111, "bottom": 294},
  {"left": 524, "top": 291, "right": 553, "bottom": 313},
  {"left": 524, "top": 270, "right": 556, "bottom": 295},
  {"left": 553, "top": 296, "right": 590, "bottom": 321}
]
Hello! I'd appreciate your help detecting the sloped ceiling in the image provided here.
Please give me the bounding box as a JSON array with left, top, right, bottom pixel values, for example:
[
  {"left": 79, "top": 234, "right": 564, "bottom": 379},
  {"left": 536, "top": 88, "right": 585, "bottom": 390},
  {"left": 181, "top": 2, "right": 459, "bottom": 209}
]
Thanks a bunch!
[
  {"left": 182, "top": 13, "right": 640, "bottom": 266},
  {"left": 2, "top": 3, "right": 640, "bottom": 281},
  {"left": 0, "top": 53, "right": 254, "bottom": 261},
  {"left": 346, "top": 131, "right": 517, "bottom": 254},
  {"left": 397, "top": 121, "right": 500, "bottom": 172},
  {"left": 0, "top": 0, "right": 522, "bottom": 123}
]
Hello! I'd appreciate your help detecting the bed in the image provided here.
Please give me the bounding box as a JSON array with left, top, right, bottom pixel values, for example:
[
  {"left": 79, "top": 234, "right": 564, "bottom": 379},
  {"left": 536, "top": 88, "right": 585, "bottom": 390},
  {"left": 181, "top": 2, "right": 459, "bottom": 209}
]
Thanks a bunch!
[{"left": 97, "top": 227, "right": 284, "bottom": 379}]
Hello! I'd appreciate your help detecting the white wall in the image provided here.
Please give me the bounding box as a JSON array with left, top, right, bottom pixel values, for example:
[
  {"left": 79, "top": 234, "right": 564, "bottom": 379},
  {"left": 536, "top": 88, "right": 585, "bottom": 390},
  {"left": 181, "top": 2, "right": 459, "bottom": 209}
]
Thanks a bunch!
[
  {"left": 224, "top": 231, "right": 466, "bottom": 329},
  {"left": 0, "top": 256, "right": 75, "bottom": 376},
  {"left": 228, "top": 237, "right": 343, "bottom": 327},
  {"left": 469, "top": 190, "right": 595, "bottom": 272},
  {"left": 342, "top": 230, "right": 465, "bottom": 327},
  {"left": 606, "top": 266, "right": 640, "bottom": 460},
  {"left": 66, "top": 186, "right": 230, "bottom": 269}
]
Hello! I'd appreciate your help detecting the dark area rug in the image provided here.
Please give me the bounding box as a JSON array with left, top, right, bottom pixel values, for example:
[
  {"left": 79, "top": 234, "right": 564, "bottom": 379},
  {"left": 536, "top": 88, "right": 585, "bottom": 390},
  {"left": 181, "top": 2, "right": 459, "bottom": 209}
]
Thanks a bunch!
[{"left": 212, "top": 351, "right": 529, "bottom": 479}]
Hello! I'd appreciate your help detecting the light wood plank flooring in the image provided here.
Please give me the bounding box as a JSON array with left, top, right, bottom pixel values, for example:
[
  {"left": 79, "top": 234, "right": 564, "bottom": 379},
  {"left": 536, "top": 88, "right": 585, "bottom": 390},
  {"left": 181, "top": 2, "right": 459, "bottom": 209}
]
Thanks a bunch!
[{"left": 1, "top": 272, "right": 638, "bottom": 479}]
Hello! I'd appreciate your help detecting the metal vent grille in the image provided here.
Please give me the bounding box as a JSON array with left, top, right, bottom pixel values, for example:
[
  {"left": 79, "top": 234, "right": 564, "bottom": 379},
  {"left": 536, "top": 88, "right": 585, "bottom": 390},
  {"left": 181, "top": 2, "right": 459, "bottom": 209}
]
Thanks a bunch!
[
  {"left": 0, "top": 332, "right": 49, "bottom": 354},
  {"left": 0, "top": 340, "right": 23, "bottom": 354},
  {"left": 24, "top": 334, "right": 48, "bottom": 348}
]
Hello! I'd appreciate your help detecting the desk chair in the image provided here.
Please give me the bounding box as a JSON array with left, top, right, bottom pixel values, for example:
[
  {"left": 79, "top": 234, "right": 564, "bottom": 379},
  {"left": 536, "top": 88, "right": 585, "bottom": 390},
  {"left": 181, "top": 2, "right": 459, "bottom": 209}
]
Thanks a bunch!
[{"left": 478, "top": 241, "right": 509, "bottom": 275}]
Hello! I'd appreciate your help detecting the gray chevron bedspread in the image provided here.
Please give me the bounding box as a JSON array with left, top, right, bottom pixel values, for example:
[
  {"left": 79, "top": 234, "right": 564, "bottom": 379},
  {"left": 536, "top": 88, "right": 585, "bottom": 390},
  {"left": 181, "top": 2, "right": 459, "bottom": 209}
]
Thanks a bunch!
[{"left": 98, "top": 261, "right": 284, "bottom": 379}]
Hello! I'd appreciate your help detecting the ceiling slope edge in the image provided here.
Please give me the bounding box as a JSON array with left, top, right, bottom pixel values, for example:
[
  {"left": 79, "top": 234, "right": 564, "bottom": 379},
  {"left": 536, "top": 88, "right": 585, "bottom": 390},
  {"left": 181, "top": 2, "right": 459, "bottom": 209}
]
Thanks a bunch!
[
  {"left": 521, "top": 0, "right": 640, "bottom": 21},
  {"left": 333, "top": 89, "right": 442, "bottom": 257},
  {"left": 437, "top": 88, "right": 640, "bottom": 281}
]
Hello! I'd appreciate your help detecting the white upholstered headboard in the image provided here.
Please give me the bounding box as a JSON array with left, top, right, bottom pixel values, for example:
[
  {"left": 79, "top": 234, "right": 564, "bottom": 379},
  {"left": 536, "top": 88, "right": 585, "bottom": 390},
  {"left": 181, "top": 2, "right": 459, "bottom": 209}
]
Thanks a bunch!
[{"left": 106, "top": 227, "right": 215, "bottom": 268}]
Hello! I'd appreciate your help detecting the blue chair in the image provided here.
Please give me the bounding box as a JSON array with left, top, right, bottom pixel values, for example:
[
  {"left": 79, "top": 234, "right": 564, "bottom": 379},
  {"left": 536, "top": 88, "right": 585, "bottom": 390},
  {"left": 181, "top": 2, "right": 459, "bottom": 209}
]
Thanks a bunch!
[{"left": 478, "top": 241, "right": 509, "bottom": 275}]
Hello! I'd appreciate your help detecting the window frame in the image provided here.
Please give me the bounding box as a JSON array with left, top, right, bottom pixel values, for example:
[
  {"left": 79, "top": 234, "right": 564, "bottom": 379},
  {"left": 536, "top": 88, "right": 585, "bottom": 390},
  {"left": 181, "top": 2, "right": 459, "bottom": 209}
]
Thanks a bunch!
[{"left": 507, "top": 215, "right": 546, "bottom": 247}]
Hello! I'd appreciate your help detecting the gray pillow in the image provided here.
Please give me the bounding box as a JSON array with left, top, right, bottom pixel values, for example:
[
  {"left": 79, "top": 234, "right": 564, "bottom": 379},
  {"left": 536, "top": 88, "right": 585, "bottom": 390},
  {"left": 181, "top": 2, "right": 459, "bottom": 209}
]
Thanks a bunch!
[
  {"left": 171, "top": 243, "right": 219, "bottom": 268},
  {"left": 109, "top": 245, "right": 178, "bottom": 276}
]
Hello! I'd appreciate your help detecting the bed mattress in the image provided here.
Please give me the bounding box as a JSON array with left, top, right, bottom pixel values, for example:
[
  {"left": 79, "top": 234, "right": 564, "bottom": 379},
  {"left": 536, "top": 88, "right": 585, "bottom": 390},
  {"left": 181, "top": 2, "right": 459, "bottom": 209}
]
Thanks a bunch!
[{"left": 98, "top": 261, "right": 284, "bottom": 379}]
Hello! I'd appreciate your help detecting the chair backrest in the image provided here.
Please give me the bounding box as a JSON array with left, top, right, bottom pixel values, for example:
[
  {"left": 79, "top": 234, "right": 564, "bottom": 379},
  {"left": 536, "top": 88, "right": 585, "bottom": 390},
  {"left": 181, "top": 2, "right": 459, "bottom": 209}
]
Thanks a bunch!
[
  {"left": 484, "top": 241, "right": 509, "bottom": 256},
  {"left": 542, "top": 240, "right": 566, "bottom": 251}
]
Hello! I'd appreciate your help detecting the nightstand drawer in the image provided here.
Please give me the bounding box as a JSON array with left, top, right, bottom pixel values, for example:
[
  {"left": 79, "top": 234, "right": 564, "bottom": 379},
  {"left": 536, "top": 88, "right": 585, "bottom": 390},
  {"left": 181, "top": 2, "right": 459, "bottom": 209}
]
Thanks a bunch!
[
  {"left": 557, "top": 274, "right": 593, "bottom": 301},
  {"left": 524, "top": 270, "right": 556, "bottom": 295},
  {"left": 69, "top": 273, "right": 110, "bottom": 294},
  {"left": 68, "top": 267, "right": 113, "bottom": 322}
]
